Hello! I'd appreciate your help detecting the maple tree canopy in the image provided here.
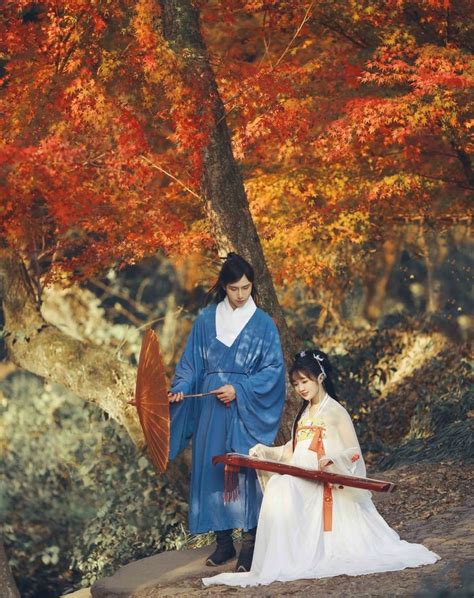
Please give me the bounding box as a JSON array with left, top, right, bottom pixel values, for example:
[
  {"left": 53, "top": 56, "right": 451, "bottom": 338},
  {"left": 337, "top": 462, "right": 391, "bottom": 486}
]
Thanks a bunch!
[{"left": 1, "top": 0, "right": 472, "bottom": 287}]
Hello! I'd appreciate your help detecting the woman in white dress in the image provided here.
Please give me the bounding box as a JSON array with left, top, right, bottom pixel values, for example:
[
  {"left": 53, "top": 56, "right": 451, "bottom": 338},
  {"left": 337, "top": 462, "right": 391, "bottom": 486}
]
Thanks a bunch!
[{"left": 202, "top": 349, "right": 440, "bottom": 587}]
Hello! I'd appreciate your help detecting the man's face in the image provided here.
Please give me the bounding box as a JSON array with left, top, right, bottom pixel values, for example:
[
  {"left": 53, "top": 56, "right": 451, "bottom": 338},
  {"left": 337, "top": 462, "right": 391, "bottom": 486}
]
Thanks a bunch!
[{"left": 224, "top": 275, "right": 253, "bottom": 309}]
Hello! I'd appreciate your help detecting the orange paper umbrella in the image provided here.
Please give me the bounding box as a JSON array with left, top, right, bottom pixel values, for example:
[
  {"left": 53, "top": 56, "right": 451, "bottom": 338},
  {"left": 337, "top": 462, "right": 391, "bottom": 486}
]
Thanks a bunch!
[
  {"left": 130, "top": 330, "right": 224, "bottom": 471},
  {"left": 130, "top": 329, "right": 170, "bottom": 473}
]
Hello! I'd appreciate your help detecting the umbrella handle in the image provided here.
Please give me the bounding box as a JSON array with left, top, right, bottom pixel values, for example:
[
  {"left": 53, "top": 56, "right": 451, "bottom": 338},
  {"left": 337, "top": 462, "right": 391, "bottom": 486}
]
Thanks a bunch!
[
  {"left": 176, "top": 390, "right": 231, "bottom": 408},
  {"left": 181, "top": 391, "right": 220, "bottom": 398},
  {"left": 128, "top": 391, "right": 223, "bottom": 402}
]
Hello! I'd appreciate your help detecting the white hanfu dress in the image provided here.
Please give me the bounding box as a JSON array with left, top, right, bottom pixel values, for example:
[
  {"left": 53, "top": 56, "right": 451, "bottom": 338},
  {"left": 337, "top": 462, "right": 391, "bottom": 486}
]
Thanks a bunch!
[{"left": 202, "top": 394, "right": 439, "bottom": 587}]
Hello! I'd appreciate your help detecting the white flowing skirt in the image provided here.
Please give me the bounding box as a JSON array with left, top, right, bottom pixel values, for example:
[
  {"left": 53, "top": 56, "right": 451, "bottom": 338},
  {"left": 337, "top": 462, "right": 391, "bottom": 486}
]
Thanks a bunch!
[{"left": 202, "top": 469, "right": 439, "bottom": 587}]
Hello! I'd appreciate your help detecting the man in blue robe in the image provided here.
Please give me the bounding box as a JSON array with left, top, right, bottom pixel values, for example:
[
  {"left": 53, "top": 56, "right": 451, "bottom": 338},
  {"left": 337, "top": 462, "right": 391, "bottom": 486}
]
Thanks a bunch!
[{"left": 168, "top": 255, "right": 285, "bottom": 571}]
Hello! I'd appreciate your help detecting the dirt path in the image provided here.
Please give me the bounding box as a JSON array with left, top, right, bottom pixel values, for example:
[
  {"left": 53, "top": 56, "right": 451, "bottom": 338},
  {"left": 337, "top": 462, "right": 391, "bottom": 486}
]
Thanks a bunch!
[{"left": 92, "top": 462, "right": 473, "bottom": 597}]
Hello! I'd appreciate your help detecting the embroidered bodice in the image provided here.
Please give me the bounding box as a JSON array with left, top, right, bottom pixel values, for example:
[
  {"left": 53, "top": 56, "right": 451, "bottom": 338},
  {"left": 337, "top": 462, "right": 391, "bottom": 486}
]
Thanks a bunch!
[{"left": 296, "top": 418, "right": 326, "bottom": 443}]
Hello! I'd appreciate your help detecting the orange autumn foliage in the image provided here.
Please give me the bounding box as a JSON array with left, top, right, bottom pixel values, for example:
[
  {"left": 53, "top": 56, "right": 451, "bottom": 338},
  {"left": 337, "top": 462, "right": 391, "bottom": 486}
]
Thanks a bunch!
[{"left": 0, "top": 0, "right": 472, "bottom": 287}]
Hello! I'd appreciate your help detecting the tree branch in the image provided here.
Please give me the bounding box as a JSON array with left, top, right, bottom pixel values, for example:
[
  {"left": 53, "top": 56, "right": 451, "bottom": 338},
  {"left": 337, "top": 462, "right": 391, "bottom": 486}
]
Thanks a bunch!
[
  {"left": 274, "top": 1, "right": 315, "bottom": 68},
  {"left": 0, "top": 250, "right": 145, "bottom": 449}
]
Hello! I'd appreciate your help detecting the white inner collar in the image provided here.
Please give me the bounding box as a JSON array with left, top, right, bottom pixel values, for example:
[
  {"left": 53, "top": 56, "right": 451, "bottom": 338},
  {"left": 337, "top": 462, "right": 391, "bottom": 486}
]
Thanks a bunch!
[
  {"left": 303, "top": 393, "right": 329, "bottom": 419},
  {"left": 215, "top": 296, "right": 257, "bottom": 347}
]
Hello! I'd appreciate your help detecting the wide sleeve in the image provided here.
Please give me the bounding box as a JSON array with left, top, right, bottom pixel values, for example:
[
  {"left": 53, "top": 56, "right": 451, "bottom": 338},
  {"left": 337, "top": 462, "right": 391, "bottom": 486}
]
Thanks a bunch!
[
  {"left": 169, "top": 314, "right": 205, "bottom": 461},
  {"left": 323, "top": 406, "right": 366, "bottom": 478},
  {"left": 248, "top": 440, "right": 293, "bottom": 491},
  {"left": 322, "top": 405, "right": 370, "bottom": 501},
  {"left": 230, "top": 321, "right": 286, "bottom": 452},
  {"left": 249, "top": 441, "right": 292, "bottom": 463},
  {"left": 170, "top": 314, "right": 204, "bottom": 395}
]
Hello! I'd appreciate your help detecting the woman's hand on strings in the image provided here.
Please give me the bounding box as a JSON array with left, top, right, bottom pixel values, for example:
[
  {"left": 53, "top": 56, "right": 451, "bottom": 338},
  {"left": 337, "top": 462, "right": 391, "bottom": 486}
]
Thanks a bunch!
[
  {"left": 168, "top": 391, "right": 184, "bottom": 403},
  {"left": 214, "top": 384, "right": 236, "bottom": 405}
]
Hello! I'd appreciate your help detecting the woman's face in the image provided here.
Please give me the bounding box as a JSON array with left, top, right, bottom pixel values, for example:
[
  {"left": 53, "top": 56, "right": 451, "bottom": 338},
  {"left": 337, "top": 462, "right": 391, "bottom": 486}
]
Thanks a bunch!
[
  {"left": 224, "top": 274, "right": 253, "bottom": 309},
  {"left": 291, "top": 371, "right": 320, "bottom": 402}
]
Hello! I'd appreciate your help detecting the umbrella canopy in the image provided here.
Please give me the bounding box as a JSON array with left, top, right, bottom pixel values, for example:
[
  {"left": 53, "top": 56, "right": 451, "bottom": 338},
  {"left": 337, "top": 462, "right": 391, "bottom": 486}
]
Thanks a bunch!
[{"left": 132, "top": 329, "right": 170, "bottom": 473}]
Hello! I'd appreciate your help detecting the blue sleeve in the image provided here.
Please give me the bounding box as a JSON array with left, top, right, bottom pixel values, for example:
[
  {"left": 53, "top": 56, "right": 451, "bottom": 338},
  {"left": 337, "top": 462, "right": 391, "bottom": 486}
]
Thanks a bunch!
[
  {"left": 170, "top": 314, "right": 204, "bottom": 395},
  {"left": 169, "top": 314, "right": 204, "bottom": 460},
  {"left": 230, "top": 321, "right": 286, "bottom": 452}
]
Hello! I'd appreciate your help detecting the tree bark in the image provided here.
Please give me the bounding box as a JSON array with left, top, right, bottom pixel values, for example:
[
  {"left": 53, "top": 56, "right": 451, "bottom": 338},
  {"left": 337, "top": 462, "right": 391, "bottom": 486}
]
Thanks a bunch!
[
  {"left": 0, "top": 539, "right": 20, "bottom": 598},
  {"left": 0, "top": 251, "right": 144, "bottom": 449},
  {"left": 159, "top": 0, "right": 297, "bottom": 438}
]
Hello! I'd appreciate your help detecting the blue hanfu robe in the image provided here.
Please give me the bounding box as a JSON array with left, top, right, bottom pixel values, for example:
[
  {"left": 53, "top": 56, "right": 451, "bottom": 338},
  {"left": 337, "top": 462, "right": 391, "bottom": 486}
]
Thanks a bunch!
[{"left": 170, "top": 303, "right": 286, "bottom": 533}]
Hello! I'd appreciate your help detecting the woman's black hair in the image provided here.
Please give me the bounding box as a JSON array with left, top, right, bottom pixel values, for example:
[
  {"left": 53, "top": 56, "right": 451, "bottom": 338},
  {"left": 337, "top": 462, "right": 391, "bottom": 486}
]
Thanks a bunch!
[
  {"left": 289, "top": 349, "right": 338, "bottom": 449},
  {"left": 205, "top": 252, "right": 259, "bottom": 305}
]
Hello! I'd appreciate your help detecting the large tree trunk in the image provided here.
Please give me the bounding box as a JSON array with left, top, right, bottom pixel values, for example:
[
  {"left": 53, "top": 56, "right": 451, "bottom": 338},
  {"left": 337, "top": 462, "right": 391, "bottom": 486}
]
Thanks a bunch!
[
  {"left": 160, "top": 0, "right": 296, "bottom": 437},
  {"left": 0, "top": 251, "right": 144, "bottom": 449},
  {"left": 0, "top": 540, "right": 20, "bottom": 598}
]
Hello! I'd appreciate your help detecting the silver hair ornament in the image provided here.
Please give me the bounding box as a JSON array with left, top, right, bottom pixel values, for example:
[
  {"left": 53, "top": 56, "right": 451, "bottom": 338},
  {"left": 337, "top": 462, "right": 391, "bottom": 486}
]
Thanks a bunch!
[{"left": 312, "top": 353, "right": 327, "bottom": 379}]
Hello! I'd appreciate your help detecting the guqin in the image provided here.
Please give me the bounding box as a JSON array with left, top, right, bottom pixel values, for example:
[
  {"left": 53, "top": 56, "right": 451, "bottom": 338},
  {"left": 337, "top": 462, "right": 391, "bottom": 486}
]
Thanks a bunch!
[{"left": 212, "top": 453, "right": 396, "bottom": 499}]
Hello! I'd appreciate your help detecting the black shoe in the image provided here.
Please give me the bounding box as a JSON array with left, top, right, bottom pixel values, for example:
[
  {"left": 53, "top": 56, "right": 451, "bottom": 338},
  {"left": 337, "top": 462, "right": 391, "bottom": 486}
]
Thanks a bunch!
[
  {"left": 235, "top": 527, "right": 256, "bottom": 572},
  {"left": 235, "top": 545, "right": 254, "bottom": 572},
  {"left": 206, "top": 529, "right": 236, "bottom": 566}
]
